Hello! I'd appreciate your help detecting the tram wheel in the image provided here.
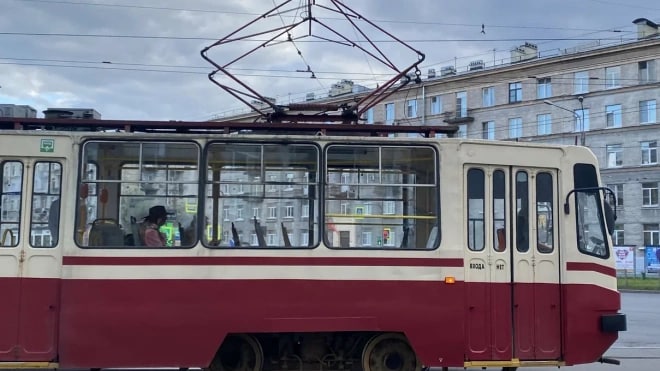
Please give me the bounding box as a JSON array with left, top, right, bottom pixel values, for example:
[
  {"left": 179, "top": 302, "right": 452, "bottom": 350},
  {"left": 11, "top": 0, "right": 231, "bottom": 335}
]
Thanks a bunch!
[
  {"left": 362, "top": 333, "right": 421, "bottom": 371},
  {"left": 208, "top": 334, "right": 264, "bottom": 371}
]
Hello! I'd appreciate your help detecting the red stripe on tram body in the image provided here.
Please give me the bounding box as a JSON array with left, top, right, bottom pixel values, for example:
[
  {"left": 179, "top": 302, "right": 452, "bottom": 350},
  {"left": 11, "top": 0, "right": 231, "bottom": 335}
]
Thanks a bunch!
[
  {"left": 566, "top": 262, "right": 617, "bottom": 277},
  {"left": 62, "top": 255, "right": 464, "bottom": 267}
]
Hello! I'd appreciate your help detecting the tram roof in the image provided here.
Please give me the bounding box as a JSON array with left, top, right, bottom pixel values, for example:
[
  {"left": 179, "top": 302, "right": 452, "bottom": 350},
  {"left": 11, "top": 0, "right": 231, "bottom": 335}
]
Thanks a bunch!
[{"left": 0, "top": 117, "right": 457, "bottom": 138}]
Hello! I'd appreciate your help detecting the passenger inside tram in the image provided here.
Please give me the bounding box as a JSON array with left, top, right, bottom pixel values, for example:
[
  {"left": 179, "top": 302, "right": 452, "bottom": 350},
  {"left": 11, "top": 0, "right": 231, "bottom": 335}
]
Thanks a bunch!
[{"left": 138, "top": 205, "right": 169, "bottom": 247}]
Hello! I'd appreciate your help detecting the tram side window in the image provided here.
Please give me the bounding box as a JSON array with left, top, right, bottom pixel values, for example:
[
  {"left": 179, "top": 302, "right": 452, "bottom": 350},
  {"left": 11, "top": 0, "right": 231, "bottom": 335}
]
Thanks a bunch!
[
  {"left": 467, "top": 168, "right": 485, "bottom": 251},
  {"left": 77, "top": 141, "right": 200, "bottom": 248},
  {"left": 1, "top": 161, "right": 23, "bottom": 247},
  {"left": 204, "top": 142, "right": 319, "bottom": 248},
  {"left": 573, "top": 163, "right": 609, "bottom": 258},
  {"left": 30, "top": 162, "right": 62, "bottom": 247},
  {"left": 493, "top": 170, "right": 506, "bottom": 252},
  {"left": 325, "top": 144, "right": 438, "bottom": 249},
  {"left": 516, "top": 171, "right": 530, "bottom": 252},
  {"left": 536, "top": 172, "right": 554, "bottom": 253}
]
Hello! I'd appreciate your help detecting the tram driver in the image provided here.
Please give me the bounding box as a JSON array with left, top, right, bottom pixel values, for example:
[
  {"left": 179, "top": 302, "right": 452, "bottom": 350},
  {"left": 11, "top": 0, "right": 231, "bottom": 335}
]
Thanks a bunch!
[{"left": 139, "top": 205, "right": 168, "bottom": 247}]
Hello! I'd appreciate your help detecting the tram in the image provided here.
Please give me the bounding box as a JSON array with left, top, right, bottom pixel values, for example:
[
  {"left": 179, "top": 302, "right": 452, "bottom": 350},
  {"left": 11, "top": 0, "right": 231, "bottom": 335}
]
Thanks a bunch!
[{"left": 0, "top": 118, "right": 625, "bottom": 371}]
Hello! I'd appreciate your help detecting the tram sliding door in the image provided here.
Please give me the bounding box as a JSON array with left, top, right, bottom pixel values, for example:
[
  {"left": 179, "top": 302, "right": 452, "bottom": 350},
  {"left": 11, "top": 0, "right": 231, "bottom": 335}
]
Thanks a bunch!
[
  {"left": 464, "top": 166, "right": 512, "bottom": 361},
  {"left": 511, "top": 168, "right": 561, "bottom": 360},
  {"left": 0, "top": 158, "right": 62, "bottom": 362}
]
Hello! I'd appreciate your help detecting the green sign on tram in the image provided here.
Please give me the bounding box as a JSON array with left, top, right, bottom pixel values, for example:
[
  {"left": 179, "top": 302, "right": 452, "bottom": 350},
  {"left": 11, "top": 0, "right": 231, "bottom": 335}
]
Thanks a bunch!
[{"left": 40, "top": 139, "right": 55, "bottom": 153}]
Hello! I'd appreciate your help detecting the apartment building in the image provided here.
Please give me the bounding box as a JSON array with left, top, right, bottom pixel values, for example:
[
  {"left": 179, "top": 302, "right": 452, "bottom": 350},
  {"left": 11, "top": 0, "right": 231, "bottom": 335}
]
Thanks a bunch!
[{"left": 363, "top": 18, "right": 659, "bottom": 249}]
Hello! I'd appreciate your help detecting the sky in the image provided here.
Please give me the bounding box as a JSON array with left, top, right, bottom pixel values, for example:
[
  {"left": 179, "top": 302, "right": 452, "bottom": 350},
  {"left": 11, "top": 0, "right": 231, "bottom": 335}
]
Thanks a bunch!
[{"left": 0, "top": 0, "right": 658, "bottom": 121}]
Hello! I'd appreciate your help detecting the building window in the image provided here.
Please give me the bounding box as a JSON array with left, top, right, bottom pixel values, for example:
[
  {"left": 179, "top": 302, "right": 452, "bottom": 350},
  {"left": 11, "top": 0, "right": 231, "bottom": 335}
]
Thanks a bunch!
[
  {"left": 364, "top": 108, "right": 374, "bottom": 124},
  {"left": 606, "top": 144, "right": 623, "bottom": 168},
  {"left": 301, "top": 204, "right": 309, "bottom": 218},
  {"left": 253, "top": 207, "right": 260, "bottom": 219},
  {"left": 364, "top": 202, "right": 372, "bottom": 215},
  {"left": 640, "top": 100, "right": 657, "bottom": 124},
  {"left": 537, "top": 78, "right": 552, "bottom": 99},
  {"left": 482, "top": 121, "right": 494, "bottom": 140},
  {"left": 644, "top": 224, "right": 660, "bottom": 245},
  {"left": 385, "top": 103, "right": 395, "bottom": 124},
  {"left": 268, "top": 206, "right": 277, "bottom": 218},
  {"left": 642, "top": 141, "right": 658, "bottom": 165},
  {"left": 508, "top": 82, "right": 522, "bottom": 103},
  {"left": 574, "top": 71, "right": 589, "bottom": 94},
  {"left": 430, "top": 96, "right": 442, "bottom": 114},
  {"left": 406, "top": 99, "right": 417, "bottom": 118},
  {"left": 607, "top": 183, "right": 624, "bottom": 207},
  {"left": 361, "top": 231, "right": 372, "bottom": 246},
  {"left": 537, "top": 113, "right": 552, "bottom": 135},
  {"left": 482, "top": 87, "right": 495, "bottom": 107},
  {"left": 606, "top": 104, "right": 622, "bottom": 128},
  {"left": 508, "top": 117, "right": 522, "bottom": 139},
  {"left": 639, "top": 61, "right": 655, "bottom": 84},
  {"left": 236, "top": 206, "right": 243, "bottom": 220},
  {"left": 456, "top": 91, "right": 467, "bottom": 118},
  {"left": 223, "top": 207, "right": 230, "bottom": 221},
  {"left": 575, "top": 108, "right": 590, "bottom": 132},
  {"left": 457, "top": 124, "right": 467, "bottom": 138},
  {"left": 612, "top": 224, "right": 624, "bottom": 245},
  {"left": 301, "top": 231, "right": 309, "bottom": 246},
  {"left": 285, "top": 205, "right": 294, "bottom": 218},
  {"left": 266, "top": 233, "right": 277, "bottom": 246},
  {"left": 642, "top": 182, "right": 659, "bottom": 207},
  {"left": 383, "top": 201, "right": 395, "bottom": 215},
  {"left": 605, "top": 66, "right": 621, "bottom": 89},
  {"left": 250, "top": 233, "right": 258, "bottom": 246},
  {"left": 340, "top": 203, "right": 349, "bottom": 215}
]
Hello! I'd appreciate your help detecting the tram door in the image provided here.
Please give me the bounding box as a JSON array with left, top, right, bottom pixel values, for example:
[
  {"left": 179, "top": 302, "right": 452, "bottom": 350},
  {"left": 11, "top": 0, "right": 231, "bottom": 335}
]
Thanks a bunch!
[
  {"left": 0, "top": 157, "right": 63, "bottom": 362},
  {"left": 511, "top": 168, "right": 561, "bottom": 360},
  {"left": 464, "top": 167, "right": 512, "bottom": 361}
]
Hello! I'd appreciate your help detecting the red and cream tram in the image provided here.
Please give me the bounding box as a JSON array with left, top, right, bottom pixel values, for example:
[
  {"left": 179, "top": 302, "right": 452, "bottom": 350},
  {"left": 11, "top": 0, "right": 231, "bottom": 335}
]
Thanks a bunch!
[{"left": 0, "top": 118, "right": 625, "bottom": 371}]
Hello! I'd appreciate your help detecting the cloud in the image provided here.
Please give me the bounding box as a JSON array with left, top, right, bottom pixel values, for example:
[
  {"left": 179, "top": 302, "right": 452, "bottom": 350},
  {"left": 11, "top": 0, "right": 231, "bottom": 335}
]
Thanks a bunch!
[{"left": 0, "top": 0, "right": 656, "bottom": 120}]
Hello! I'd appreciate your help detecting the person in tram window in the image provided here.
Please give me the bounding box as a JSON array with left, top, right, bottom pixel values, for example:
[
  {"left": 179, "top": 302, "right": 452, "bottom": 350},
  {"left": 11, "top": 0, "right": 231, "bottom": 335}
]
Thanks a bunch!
[{"left": 139, "top": 205, "right": 168, "bottom": 247}]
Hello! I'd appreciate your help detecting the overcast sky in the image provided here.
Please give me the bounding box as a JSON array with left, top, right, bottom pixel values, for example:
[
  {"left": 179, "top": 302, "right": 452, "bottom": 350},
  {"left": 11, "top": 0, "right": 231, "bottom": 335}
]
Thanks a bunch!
[{"left": 0, "top": 0, "right": 658, "bottom": 121}]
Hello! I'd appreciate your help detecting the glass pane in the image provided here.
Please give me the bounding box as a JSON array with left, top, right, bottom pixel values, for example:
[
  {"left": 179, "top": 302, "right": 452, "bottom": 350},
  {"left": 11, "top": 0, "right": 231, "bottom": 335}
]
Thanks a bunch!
[
  {"left": 326, "top": 144, "right": 438, "bottom": 249},
  {"left": 516, "top": 171, "right": 529, "bottom": 252},
  {"left": 31, "top": 162, "right": 62, "bottom": 248},
  {"left": 467, "top": 168, "right": 485, "bottom": 251},
  {"left": 493, "top": 170, "right": 506, "bottom": 252},
  {"left": 205, "top": 142, "right": 319, "bottom": 248},
  {"left": 1, "top": 161, "right": 23, "bottom": 247},
  {"left": 536, "top": 172, "right": 554, "bottom": 253}
]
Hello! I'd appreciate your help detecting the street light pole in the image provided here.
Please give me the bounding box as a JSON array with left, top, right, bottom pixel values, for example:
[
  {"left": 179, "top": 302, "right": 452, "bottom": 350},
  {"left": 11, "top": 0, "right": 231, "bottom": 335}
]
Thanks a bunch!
[{"left": 544, "top": 98, "right": 585, "bottom": 146}]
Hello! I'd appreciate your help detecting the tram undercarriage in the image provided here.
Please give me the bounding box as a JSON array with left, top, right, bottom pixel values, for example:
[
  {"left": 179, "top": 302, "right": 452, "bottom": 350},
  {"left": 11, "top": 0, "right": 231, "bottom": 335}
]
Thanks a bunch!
[{"left": 208, "top": 332, "right": 422, "bottom": 371}]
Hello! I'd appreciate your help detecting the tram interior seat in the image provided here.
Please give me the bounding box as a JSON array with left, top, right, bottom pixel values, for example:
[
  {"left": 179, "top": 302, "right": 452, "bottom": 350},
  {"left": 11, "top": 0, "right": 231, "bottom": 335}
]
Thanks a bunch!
[{"left": 88, "top": 218, "right": 125, "bottom": 246}]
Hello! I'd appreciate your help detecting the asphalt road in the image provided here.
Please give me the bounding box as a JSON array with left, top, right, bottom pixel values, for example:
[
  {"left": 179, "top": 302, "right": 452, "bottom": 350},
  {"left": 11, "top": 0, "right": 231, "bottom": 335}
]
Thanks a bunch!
[{"left": 59, "top": 291, "right": 658, "bottom": 371}]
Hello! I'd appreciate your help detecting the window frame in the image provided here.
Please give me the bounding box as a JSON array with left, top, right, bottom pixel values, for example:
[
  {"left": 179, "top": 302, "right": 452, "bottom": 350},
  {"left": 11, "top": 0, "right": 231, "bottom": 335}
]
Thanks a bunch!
[
  {"left": 537, "top": 77, "right": 552, "bottom": 99},
  {"left": 508, "top": 82, "right": 522, "bottom": 103}
]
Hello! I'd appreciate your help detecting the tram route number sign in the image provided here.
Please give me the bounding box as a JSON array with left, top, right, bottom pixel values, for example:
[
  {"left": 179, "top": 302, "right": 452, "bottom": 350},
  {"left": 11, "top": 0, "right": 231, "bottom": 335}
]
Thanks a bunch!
[{"left": 40, "top": 139, "right": 55, "bottom": 153}]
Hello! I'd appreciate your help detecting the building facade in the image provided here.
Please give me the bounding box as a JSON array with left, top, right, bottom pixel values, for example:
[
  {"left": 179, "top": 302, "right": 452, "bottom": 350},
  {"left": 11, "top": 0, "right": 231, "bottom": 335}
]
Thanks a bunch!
[
  {"left": 43, "top": 108, "right": 101, "bottom": 119},
  {"left": 0, "top": 104, "right": 37, "bottom": 118},
  {"left": 362, "top": 18, "right": 659, "bottom": 249}
]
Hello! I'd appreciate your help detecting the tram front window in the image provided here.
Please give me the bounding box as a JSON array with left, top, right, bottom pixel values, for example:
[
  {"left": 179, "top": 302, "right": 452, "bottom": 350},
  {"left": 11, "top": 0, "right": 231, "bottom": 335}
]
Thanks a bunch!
[{"left": 573, "top": 163, "right": 610, "bottom": 259}]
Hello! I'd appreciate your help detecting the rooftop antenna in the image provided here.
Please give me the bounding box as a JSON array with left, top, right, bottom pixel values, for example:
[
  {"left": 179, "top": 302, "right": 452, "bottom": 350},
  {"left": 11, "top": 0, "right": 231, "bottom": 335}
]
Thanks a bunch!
[{"left": 201, "top": 0, "right": 425, "bottom": 125}]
